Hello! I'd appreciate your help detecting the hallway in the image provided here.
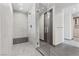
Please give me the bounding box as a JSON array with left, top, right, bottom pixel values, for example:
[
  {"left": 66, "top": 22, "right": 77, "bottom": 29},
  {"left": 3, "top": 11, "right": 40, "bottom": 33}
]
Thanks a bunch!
[{"left": 1, "top": 3, "right": 79, "bottom": 56}]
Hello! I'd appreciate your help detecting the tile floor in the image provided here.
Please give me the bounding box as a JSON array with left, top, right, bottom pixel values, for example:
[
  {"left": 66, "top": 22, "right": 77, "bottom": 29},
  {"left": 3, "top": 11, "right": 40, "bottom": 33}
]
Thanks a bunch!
[
  {"left": 64, "top": 39, "right": 79, "bottom": 47},
  {"left": 36, "top": 41, "right": 51, "bottom": 56},
  {"left": 11, "top": 39, "right": 79, "bottom": 56},
  {"left": 37, "top": 40, "right": 79, "bottom": 56},
  {"left": 11, "top": 42, "right": 42, "bottom": 56},
  {"left": 73, "top": 37, "right": 79, "bottom": 42}
]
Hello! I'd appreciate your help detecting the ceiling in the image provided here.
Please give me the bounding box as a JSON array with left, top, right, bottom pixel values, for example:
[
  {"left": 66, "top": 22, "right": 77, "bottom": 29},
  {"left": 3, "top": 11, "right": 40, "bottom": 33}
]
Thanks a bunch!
[
  {"left": 42, "top": 3, "right": 77, "bottom": 10},
  {"left": 12, "top": 3, "right": 33, "bottom": 13},
  {"left": 12, "top": 3, "right": 48, "bottom": 15},
  {"left": 39, "top": 3, "right": 78, "bottom": 14},
  {"left": 36, "top": 3, "right": 47, "bottom": 15},
  {"left": 12, "top": 3, "right": 78, "bottom": 14},
  {"left": 55, "top": 3, "right": 77, "bottom": 10}
]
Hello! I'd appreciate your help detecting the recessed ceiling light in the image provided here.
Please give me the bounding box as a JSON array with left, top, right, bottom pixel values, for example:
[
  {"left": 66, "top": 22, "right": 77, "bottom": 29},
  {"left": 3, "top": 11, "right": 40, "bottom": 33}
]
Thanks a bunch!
[
  {"left": 73, "top": 8, "right": 76, "bottom": 11},
  {"left": 18, "top": 4, "right": 23, "bottom": 6},
  {"left": 19, "top": 7, "right": 23, "bottom": 10}
]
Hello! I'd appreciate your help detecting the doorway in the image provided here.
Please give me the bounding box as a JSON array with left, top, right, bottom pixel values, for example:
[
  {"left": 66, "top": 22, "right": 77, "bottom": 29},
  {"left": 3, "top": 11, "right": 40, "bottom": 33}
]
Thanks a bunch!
[
  {"left": 73, "top": 16, "right": 79, "bottom": 42},
  {"left": 44, "top": 9, "right": 53, "bottom": 45},
  {"left": 37, "top": 9, "right": 53, "bottom": 56}
]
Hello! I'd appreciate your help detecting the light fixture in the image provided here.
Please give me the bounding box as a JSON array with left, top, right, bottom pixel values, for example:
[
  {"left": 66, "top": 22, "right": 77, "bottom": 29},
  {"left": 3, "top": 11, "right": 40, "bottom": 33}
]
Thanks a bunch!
[
  {"left": 42, "top": 8, "right": 44, "bottom": 10},
  {"left": 18, "top": 3, "right": 23, "bottom": 6},
  {"left": 73, "top": 8, "right": 76, "bottom": 11},
  {"left": 19, "top": 7, "right": 23, "bottom": 10},
  {"left": 16, "top": 3, "right": 23, "bottom": 10}
]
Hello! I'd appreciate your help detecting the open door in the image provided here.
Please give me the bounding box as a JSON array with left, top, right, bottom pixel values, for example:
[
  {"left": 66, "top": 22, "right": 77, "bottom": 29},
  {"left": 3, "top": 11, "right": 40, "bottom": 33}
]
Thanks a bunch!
[{"left": 54, "top": 10, "right": 64, "bottom": 45}]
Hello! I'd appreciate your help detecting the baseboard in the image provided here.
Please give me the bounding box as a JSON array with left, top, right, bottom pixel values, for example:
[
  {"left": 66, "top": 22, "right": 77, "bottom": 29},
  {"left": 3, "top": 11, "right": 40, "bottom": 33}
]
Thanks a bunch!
[
  {"left": 64, "top": 38, "right": 73, "bottom": 40},
  {"left": 13, "top": 37, "right": 28, "bottom": 44}
]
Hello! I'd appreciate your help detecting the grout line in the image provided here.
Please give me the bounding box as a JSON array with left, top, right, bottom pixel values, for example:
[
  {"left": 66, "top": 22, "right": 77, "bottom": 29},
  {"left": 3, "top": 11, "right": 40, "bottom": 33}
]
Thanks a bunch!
[{"left": 36, "top": 48, "right": 45, "bottom": 56}]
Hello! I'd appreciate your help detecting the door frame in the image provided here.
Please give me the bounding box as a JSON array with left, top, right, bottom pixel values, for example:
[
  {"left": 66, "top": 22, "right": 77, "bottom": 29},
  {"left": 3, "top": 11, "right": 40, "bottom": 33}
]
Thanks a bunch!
[{"left": 39, "top": 8, "right": 53, "bottom": 46}]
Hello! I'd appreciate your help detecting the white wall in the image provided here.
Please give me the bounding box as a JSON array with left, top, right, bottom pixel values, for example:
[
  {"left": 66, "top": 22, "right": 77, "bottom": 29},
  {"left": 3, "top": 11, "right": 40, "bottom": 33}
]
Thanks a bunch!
[
  {"left": 28, "top": 4, "right": 37, "bottom": 47},
  {"left": 0, "top": 4, "right": 13, "bottom": 55},
  {"left": 13, "top": 12, "right": 28, "bottom": 38},
  {"left": 35, "top": 6, "right": 41, "bottom": 47},
  {"left": 28, "top": 4, "right": 43, "bottom": 47},
  {"left": 64, "top": 7, "right": 72, "bottom": 39},
  {"left": 64, "top": 4, "right": 79, "bottom": 40}
]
